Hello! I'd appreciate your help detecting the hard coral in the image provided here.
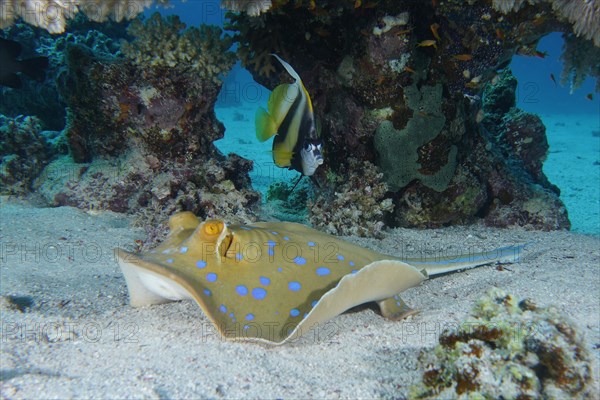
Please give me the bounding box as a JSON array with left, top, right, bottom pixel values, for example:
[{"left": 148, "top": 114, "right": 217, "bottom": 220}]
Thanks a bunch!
[
  {"left": 560, "top": 34, "right": 600, "bottom": 92},
  {"left": 0, "top": 0, "right": 164, "bottom": 33},
  {"left": 308, "top": 158, "right": 393, "bottom": 238},
  {"left": 491, "top": 0, "right": 600, "bottom": 46},
  {"left": 412, "top": 289, "right": 593, "bottom": 399},
  {"left": 221, "top": 0, "right": 273, "bottom": 16},
  {"left": 0, "top": 116, "right": 54, "bottom": 195},
  {"left": 121, "top": 12, "right": 235, "bottom": 85}
]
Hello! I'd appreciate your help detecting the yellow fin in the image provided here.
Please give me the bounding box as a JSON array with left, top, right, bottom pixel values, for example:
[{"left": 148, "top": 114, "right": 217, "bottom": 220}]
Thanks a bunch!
[
  {"left": 255, "top": 107, "right": 277, "bottom": 142},
  {"left": 268, "top": 83, "right": 297, "bottom": 126},
  {"left": 273, "top": 142, "right": 293, "bottom": 167}
]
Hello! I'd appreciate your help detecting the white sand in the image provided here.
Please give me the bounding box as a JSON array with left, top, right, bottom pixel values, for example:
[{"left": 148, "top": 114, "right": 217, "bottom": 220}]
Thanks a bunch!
[{"left": 1, "top": 201, "right": 598, "bottom": 398}]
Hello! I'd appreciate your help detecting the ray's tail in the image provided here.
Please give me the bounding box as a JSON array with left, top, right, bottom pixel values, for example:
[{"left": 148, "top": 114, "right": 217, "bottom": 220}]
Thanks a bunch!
[{"left": 401, "top": 244, "right": 528, "bottom": 277}]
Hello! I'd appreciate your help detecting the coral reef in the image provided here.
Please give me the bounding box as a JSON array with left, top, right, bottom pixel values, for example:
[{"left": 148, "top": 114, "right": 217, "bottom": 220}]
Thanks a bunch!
[
  {"left": 412, "top": 288, "right": 593, "bottom": 399},
  {"left": 374, "top": 84, "right": 456, "bottom": 193},
  {"left": 229, "top": 1, "right": 573, "bottom": 233},
  {"left": 308, "top": 158, "right": 393, "bottom": 238},
  {"left": 0, "top": 116, "right": 59, "bottom": 195},
  {"left": 1, "top": 20, "right": 126, "bottom": 132},
  {"left": 490, "top": 0, "right": 600, "bottom": 46},
  {"left": 36, "top": 151, "right": 259, "bottom": 231},
  {"left": 0, "top": 0, "right": 166, "bottom": 33},
  {"left": 121, "top": 13, "right": 235, "bottom": 85},
  {"left": 30, "top": 12, "right": 259, "bottom": 232},
  {"left": 560, "top": 34, "right": 600, "bottom": 92}
]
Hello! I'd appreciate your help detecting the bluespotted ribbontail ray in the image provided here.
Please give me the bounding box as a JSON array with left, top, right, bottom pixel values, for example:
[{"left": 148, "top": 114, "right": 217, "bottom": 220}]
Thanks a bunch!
[{"left": 116, "top": 212, "right": 524, "bottom": 345}]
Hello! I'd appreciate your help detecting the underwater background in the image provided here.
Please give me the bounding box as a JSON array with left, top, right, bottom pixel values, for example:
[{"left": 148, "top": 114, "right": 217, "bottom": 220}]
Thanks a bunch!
[{"left": 1, "top": 1, "right": 599, "bottom": 399}]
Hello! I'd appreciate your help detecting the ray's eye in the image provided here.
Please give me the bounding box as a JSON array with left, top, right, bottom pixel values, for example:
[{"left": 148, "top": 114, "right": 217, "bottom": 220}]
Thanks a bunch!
[
  {"left": 204, "top": 221, "right": 223, "bottom": 236},
  {"left": 195, "top": 220, "right": 225, "bottom": 242}
]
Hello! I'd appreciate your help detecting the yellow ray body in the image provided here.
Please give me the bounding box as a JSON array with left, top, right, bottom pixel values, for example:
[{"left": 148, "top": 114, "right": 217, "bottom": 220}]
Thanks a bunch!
[{"left": 116, "top": 212, "right": 523, "bottom": 344}]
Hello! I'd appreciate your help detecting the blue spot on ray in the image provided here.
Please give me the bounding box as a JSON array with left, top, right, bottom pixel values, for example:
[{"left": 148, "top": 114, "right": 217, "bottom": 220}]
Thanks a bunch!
[
  {"left": 236, "top": 285, "right": 248, "bottom": 296},
  {"left": 337, "top": 254, "right": 345, "bottom": 261},
  {"left": 252, "top": 287, "right": 267, "bottom": 300},
  {"left": 311, "top": 300, "right": 317, "bottom": 307},
  {"left": 166, "top": 258, "right": 173, "bottom": 264},
  {"left": 267, "top": 240, "right": 277, "bottom": 247},
  {"left": 259, "top": 276, "right": 271, "bottom": 286},
  {"left": 316, "top": 267, "right": 331, "bottom": 276},
  {"left": 268, "top": 248, "right": 275, "bottom": 256},
  {"left": 196, "top": 260, "right": 207, "bottom": 269},
  {"left": 277, "top": 267, "right": 283, "bottom": 272},
  {"left": 206, "top": 273, "right": 217, "bottom": 282},
  {"left": 271, "top": 231, "right": 279, "bottom": 235},
  {"left": 219, "top": 304, "right": 227, "bottom": 313},
  {"left": 245, "top": 313, "right": 255, "bottom": 321},
  {"left": 283, "top": 236, "right": 290, "bottom": 241},
  {"left": 203, "top": 289, "right": 211, "bottom": 296},
  {"left": 290, "top": 309, "right": 300, "bottom": 317},
  {"left": 288, "top": 281, "right": 301, "bottom": 291},
  {"left": 180, "top": 247, "right": 188, "bottom": 254},
  {"left": 236, "top": 253, "right": 243, "bottom": 261},
  {"left": 294, "top": 256, "right": 306, "bottom": 265},
  {"left": 349, "top": 261, "right": 355, "bottom": 267},
  {"left": 307, "top": 241, "right": 316, "bottom": 247}
]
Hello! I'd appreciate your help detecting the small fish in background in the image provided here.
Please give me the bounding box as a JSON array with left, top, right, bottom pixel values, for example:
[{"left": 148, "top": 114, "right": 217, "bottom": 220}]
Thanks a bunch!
[
  {"left": 255, "top": 54, "right": 324, "bottom": 178},
  {"left": 495, "top": 28, "right": 505, "bottom": 41},
  {"left": 417, "top": 39, "right": 437, "bottom": 49},
  {"left": 550, "top": 73, "right": 557, "bottom": 86},
  {"left": 452, "top": 54, "right": 473, "bottom": 61},
  {"left": 586, "top": 93, "right": 593, "bottom": 101},
  {"left": 430, "top": 23, "right": 441, "bottom": 41},
  {"left": 0, "top": 37, "right": 49, "bottom": 89}
]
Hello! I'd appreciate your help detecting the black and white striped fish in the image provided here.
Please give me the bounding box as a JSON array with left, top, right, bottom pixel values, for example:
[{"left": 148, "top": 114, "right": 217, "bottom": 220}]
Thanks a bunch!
[{"left": 255, "top": 54, "right": 323, "bottom": 176}]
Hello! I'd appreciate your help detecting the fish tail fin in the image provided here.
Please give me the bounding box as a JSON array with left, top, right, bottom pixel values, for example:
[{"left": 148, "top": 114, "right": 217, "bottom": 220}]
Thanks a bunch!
[
  {"left": 255, "top": 107, "right": 278, "bottom": 142},
  {"left": 404, "top": 244, "right": 528, "bottom": 277},
  {"left": 19, "top": 56, "right": 49, "bottom": 82}
]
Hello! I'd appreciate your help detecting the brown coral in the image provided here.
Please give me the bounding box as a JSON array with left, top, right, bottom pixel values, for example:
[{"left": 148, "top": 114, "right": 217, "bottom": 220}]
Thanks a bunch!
[{"left": 308, "top": 158, "right": 393, "bottom": 238}]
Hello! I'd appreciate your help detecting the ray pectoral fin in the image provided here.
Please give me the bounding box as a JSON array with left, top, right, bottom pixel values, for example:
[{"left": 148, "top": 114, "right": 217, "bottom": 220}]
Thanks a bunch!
[
  {"left": 377, "top": 296, "right": 419, "bottom": 321},
  {"left": 282, "top": 260, "right": 427, "bottom": 344},
  {"left": 116, "top": 249, "right": 191, "bottom": 307},
  {"left": 255, "top": 107, "right": 278, "bottom": 142}
]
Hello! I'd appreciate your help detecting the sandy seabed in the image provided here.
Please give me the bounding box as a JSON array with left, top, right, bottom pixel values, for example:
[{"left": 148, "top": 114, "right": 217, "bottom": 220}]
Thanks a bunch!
[{"left": 1, "top": 201, "right": 598, "bottom": 399}]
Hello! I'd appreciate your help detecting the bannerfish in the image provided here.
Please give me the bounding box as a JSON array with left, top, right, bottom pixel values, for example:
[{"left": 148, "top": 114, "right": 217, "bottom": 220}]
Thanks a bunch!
[
  {"left": 116, "top": 212, "right": 526, "bottom": 345},
  {"left": 0, "top": 37, "right": 49, "bottom": 89},
  {"left": 255, "top": 54, "right": 323, "bottom": 177}
]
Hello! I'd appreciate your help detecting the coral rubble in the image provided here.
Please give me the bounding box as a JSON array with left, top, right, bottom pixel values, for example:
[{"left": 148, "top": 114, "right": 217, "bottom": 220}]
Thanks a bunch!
[
  {"left": 412, "top": 289, "right": 593, "bottom": 399},
  {"left": 308, "top": 158, "right": 393, "bottom": 238}
]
